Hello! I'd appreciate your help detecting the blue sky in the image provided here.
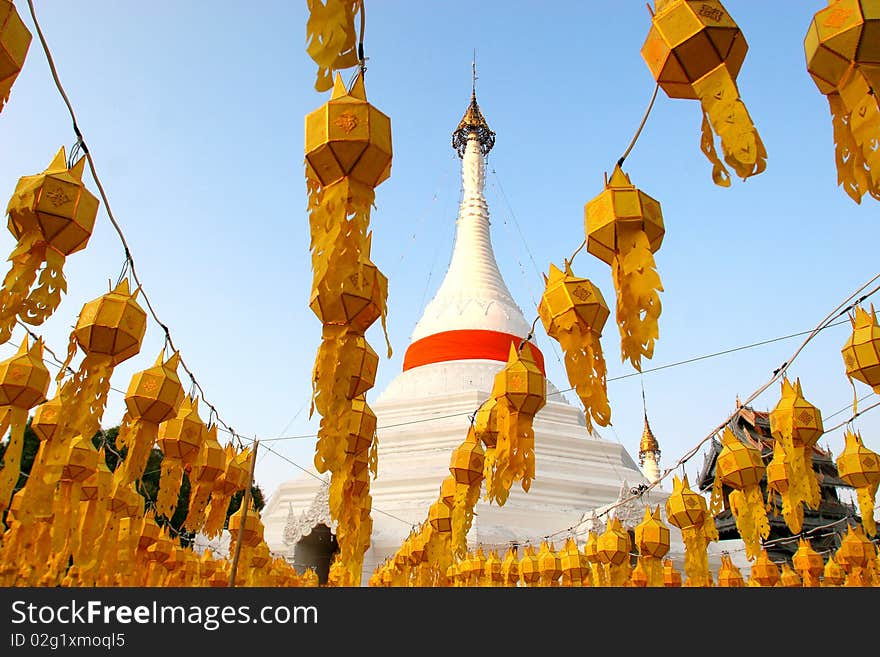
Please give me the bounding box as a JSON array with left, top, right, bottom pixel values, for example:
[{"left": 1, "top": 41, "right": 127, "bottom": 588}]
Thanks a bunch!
[{"left": 0, "top": 1, "right": 877, "bottom": 507}]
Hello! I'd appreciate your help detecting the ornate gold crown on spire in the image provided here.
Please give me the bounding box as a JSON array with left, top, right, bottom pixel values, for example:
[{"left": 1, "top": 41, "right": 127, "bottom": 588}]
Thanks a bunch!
[
  {"left": 452, "top": 88, "right": 495, "bottom": 158},
  {"left": 639, "top": 412, "right": 660, "bottom": 458}
]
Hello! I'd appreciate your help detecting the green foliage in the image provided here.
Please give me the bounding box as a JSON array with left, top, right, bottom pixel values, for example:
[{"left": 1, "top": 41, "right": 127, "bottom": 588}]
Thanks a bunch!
[{"left": 1, "top": 422, "right": 264, "bottom": 547}]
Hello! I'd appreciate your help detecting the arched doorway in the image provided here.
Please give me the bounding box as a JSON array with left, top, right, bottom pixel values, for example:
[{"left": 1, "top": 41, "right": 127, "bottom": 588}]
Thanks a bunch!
[{"left": 293, "top": 523, "right": 339, "bottom": 585}]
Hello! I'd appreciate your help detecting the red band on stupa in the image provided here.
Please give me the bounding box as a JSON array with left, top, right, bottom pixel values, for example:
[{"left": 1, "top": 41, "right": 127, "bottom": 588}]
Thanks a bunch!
[{"left": 402, "top": 329, "right": 545, "bottom": 375}]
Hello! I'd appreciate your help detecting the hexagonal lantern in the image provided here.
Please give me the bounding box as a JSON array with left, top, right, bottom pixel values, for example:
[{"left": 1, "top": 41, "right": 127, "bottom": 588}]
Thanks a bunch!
[
  {"left": 792, "top": 537, "right": 825, "bottom": 585},
  {"left": 842, "top": 305, "right": 880, "bottom": 392},
  {"left": 347, "top": 336, "right": 378, "bottom": 399},
  {"left": 73, "top": 279, "right": 147, "bottom": 366},
  {"left": 538, "top": 263, "right": 610, "bottom": 336},
  {"left": 804, "top": 0, "right": 880, "bottom": 95},
  {"left": 60, "top": 434, "right": 98, "bottom": 484},
  {"left": 769, "top": 377, "right": 824, "bottom": 448},
  {"left": 716, "top": 426, "right": 765, "bottom": 490},
  {"left": 641, "top": 0, "right": 747, "bottom": 100},
  {"left": 439, "top": 474, "right": 456, "bottom": 509},
  {"left": 584, "top": 165, "right": 664, "bottom": 268},
  {"left": 428, "top": 499, "right": 452, "bottom": 533},
  {"left": 474, "top": 397, "right": 499, "bottom": 449},
  {"left": 560, "top": 538, "right": 584, "bottom": 586},
  {"left": 449, "top": 428, "right": 485, "bottom": 486},
  {"left": 665, "top": 474, "right": 707, "bottom": 530},
  {"left": 0, "top": 0, "right": 31, "bottom": 112},
  {"left": 501, "top": 547, "right": 519, "bottom": 587},
  {"left": 495, "top": 342, "right": 546, "bottom": 417},
  {"left": 157, "top": 395, "right": 206, "bottom": 465},
  {"left": 766, "top": 440, "right": 790, "bottom": 494},
  {"left": 0, "top": 336, "right": 50, "bottom": 409},
  {"left": 305, "top": 71, "right": 392, "bottom": 189},
  {"left": 823, "top": 554, "right": 846, "bottom": 586},
  {"left": 596, "top": 517, "right": 632, "bottom": 566},
  {"left": 345, "top": 394, "right": 377, "bottom": 455},
  {"left": 189, "top": 426, "right": 227, "bottom": 491},
  {"left": 80, "top": 452, "right": 112, "bottom": 502},
  {"left": 537, "top": 541, "right": 562, "bottom": 587},
  {"left": 7, "top": 148, "right": 99, "bottom": 256},
  {"left": 836, "top": 429, "right": 880, "bottom": 536},
  {"left": 31, "top": 395, "right": 63, "bottom": 443},
  {"left": 309, "top": 238, "right": 387, "bottom": 333},
  {"left": 716, "top": 554, "right": 744, "bottom": 587},
  {"left": 635, "top": 505, "right": 671, "bottom": 559},
  {"left": 749, "top": 550, "right": 780, "bottom": 587},
  {"left": 662, "top": 558, "right": 682, "bottom": 587},
  {"left": 518, "top": 545, "right": 540, "bottom": 586},
  {"left": 228, "top": 506, "right": 264, "bottom": 548},
  {"left": 484, "top": 550, "right": 503, "bottom": 586},
  {"left": 124, "top": 351, "right": 184, "bottom": 425}
]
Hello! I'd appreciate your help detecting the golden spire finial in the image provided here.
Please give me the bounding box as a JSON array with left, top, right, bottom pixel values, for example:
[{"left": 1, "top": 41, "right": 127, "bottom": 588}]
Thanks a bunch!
[
  {"left": 452, "top": 54, "right": 495, "bottom": 158},
  {"left": 639, "top": 411, "right": 660, "bottom": 460}
]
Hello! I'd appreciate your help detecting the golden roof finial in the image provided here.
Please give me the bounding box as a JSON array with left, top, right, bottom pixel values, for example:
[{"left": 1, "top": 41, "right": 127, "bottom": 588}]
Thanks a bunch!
[
  {"left": 452, "top": 54, "right": 495, "bottom": 157},
  {"left": 639, "top": 411, "right": 660, "bottom": 458}
]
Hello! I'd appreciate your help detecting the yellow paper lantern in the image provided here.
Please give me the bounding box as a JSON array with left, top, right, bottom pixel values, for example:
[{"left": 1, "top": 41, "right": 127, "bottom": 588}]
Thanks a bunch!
[
  {"left": 538, "top": 262, "right": 611, "bottom": 432},
  {"left": 203, "top": 444, "right": 253, "bottom": 538},
  {"left": 712, "top": 426, "right": 769, "bottom": 560},
  {"left": 666, "top": 474, "right": 717, "bottom": 587},
  {"left": 662, "top": 558, "right": 682, "bottom": 587},
  {"left": 792, "top": 537, "right": 825, "bottom": 587},
  {"left": 749, "top": 550, "right": 780, "bottom": 587},
  {"left": 769, "top": 377, "right": 823, "bottom": 533},
  {"left": 634, "top": 505, "right": 669, "bottom": 586},
  {"left": 584, "top": 165, "right": 663, "bottom": 373},
  {"left": 0, "top": 0, "right": 31, "bottom": 112},
  {"left": 0, "top": 336, "right": 49, "bottom": 517},
  {"left": 716, "top": 553, "right": 745, "bottom": 587},
  {"left": 474, "top": 396, "right": 498, "bottom": 449},
  {"left": 484, "top": 550, "right": 503, "bottom": 587},
  {"left": 822, "top": 554, "right": 846, "bottom": 587},
  {"left": 804, "top": 1, "right": 880, "bottom": 203},
  {"left": 448, "top": 427, "right": 484, "bottom": 558},
  {"left": 485, "top": 342, "right": 546, "bottom": 504},
  {"left": 116, "top": 351, "right": 184, "bottom": 488},
  {"left": 835, "top": 522, "right": 876, "bottom": 573},
  {"left": 428, "top": 499, "right": 452, "bottom": 534},
  {"left": 183, "top": 424, "right": 226, "bottom": 533},
  {"left": 305, "top": 72, "right": 392, "bottom": 189},
  {"left": 439, "top": 474, "right": 456, "bottom": 509},
  {"left": 518, "top": 545, "right": 541, "bottom": 587},
  {"left": 780, "top": 562, "right": 803, "bottom": 587},
  {"left": 641, "top": 0, "right": 766, "bottom": 185},
  {"left": 345, "top": 394, "right": 376, "bottom": 455},
  {"left": 0, "top": 148, "right": 99, "bottom": 341},
  {"left": 537, "top": 541, "right": 562, "bottom": 587},
  {"left": 347, "top": 336, "right": 378, "bottom": 399},
  {"left": 501, "top": 546, "right": 519, "bottom": 587},
  {"left": 156, "top": 395, "right": 206, "bottom": 519},
  {"left": 597, "top": 517, "right": 633, "bottom": 586},
  {"left": 228, "top": 505, "right": 264, "bottom": 548},
  {"left": 842, "top": 305, "right": 880, "bottom": 391},
  {"left": 835, "top": 429, "right": 880, "bottom": 537}
]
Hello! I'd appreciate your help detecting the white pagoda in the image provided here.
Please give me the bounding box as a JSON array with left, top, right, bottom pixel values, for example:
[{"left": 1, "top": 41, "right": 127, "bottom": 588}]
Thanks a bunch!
[{"left": 262, "top": 87, "right": 747, "bottom": 583}]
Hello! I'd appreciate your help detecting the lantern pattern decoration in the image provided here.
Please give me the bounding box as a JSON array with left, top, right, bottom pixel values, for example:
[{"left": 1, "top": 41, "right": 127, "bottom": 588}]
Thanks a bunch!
[
  {"left": 748, "top": 549, "right": 780, "bottom": 587},
  {"left": 0, "top": 148, "right": 99, "bottom": 344},
  {"left": 641, "top": 0, "right": 766, "bottom": 186},
  {"left": 115, "top": 350, "right": 185, "bottom": 488},
  {"left": 0, "top": 336, "right": 50, "bottom": 518},
  {"left": 792, "top": 537, "right": 825, "bottom": 587},
  {"left": 716, "top": 553, "right": 745, "bottom": 587},
  {"left": 305, "top": 0, "right": 360, "bottom": 92},
  {"left": 662, "top": 558, "right": 682, "bottom": 587},
  {"left": 519, "top": 544, "right": 541, "bottom": 587},
  {"left": 779, "top": 562, "right": 803, "bottom": 588},
  {"left": 202, "top": 444, "right": 252, "bottom": 539},
  {"left": 0, "top": 0, "right": 31, "bottom": 112},
  {"left": 711, "top": 425, "right": 770, "bottom": 560},
  {"left": 156, "top": 395, "right": 205, "bottom": 519},
  {"left": 596, "top": 516, "right": 633, "bottom": 587},
  {"left": 835, "top": 429, "right": 880, "bottom": 537},
  {"left": 448, "top": 426, "right": 485, "bottom": 559},
  {"left": 183, "top": 424, "right": 227, "bottom": 533},
  {"left": 484, "top": 342, "right": 546, "bottom": 505},
  {"left": 56, "top": 278, "right": 147, "bottom": 444},
  {"left": 584, "top": 165, "right": 663, "bottom": 372},
  {"left": 634, "top": 505, "right": 670, "bottom": 587},
  {"left": 768, "top": 377, "right": 824, "bottom": 534},
  {"left": 805, "top": 1, "right": 880, "bottom": 203},
  {"left": 842, "top": 304, "right": 880, "bottom": 393},
  {"left": 665, "top": 474, "right": 718, "bottom": 587},
  {"left": 484, "top": 549, "right": 503, "bottom": 587},
  {"left": 538, "top": 262, "right": 611, "bottom": 432},
  {"left": 537, "top": 541, "right": 562, "bottom": 588}
]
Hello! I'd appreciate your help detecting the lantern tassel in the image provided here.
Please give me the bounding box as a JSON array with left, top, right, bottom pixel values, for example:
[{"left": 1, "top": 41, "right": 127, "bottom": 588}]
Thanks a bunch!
[
  {"left": 729, "top": 487, "right": 770, "bottom": 561},
  {"left": 681, "top": 527, "right": 711, "bottom": 587},
  {"left": 117, "top": 418, "right": 158, "bottom": 487},
  {"left": 202, "top": 492, "right": 234, "bottom": 538},
  {"left": 305, "top": 0, "right": 360, "bottom": 92},
  {"left": 451, "top": 481, "right": 481, "bottom": 560},
  {"left": 183, "top": 482, "right": 213, "bottom": 533},
  {"left": 612, "top": 225, "right": 662, "bottom": 372},
  {"left": 829, "top": 93, "right": 875, "bottom": 204},
  {"left": 0, "top": 231, "right": 43, "bottom": 344},
  {"left": 693, "top": 64, "right": 767, "bottom": 183},
  {"left": 0, "top": 407, "right": 26, "bottom": 517},
  {"left": 156, "top": 459, "right": 184, "bottom": 519},
  {"left": 20, "top": 246, "right": 66, "bottom": 327},
  {"left": 556, "top": 326, "right": 610, "bottom": 433},
  {"left": 856, "top": 483, "right": 879, "bottom": 538}
]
